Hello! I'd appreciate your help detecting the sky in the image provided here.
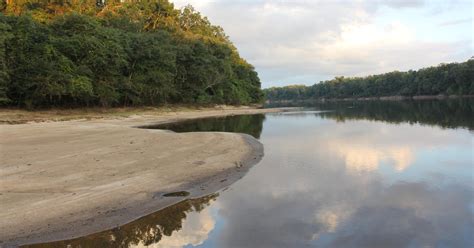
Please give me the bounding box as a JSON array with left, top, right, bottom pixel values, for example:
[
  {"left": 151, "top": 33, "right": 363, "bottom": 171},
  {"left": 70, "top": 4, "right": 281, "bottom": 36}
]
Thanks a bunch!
[{"left": 171, "top": 0, "right": 473, "bottom": 88}]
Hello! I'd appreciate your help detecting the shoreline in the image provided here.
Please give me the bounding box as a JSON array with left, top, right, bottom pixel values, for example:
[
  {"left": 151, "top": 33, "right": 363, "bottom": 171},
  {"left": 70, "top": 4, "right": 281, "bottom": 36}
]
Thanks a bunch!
[
  {"left": 265, "top": 94, "right": 474, "bottom": 104},
  {"left": 0, "top": 105, "right": 268, "bottom": 125},
  {"left": 0, "top": 107, "right": 283, "bottom": 247}
]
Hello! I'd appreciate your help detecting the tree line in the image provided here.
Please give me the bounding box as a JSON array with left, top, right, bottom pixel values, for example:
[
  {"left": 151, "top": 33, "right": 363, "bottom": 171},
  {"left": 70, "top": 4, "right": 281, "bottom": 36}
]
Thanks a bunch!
[
  {"left": 264, "top": 60, "right": 473, "bottom": 102},
  {"left": 0, "top": 0, "right": 263, "bottom": 108}
]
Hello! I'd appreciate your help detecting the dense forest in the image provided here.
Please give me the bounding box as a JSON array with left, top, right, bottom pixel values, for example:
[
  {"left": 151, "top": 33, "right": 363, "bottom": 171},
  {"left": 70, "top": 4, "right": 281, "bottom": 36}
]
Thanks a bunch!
[
  {"left": 264, "top": 60, "right": 474, "bottom": 102},
  {"left": 0, "top": 0, "right": 263, "bottom": 108}
]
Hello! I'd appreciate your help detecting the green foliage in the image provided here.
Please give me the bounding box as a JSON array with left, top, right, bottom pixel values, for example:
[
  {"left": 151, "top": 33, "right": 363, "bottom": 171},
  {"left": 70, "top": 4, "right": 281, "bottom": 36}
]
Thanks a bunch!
[
  {"left": 1, "top": 0, "right": 263, "bottom": 108},
  {"left": 264, "top": 60, "right": 474, "bottom": 102},
  {"left": 0, "top": 19, "right": 12, "bottom": 105}
]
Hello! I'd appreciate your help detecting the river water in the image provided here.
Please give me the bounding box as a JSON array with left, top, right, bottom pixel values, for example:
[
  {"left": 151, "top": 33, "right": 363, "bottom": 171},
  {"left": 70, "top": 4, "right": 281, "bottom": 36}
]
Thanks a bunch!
[{"left": 27, "top": 99, "right": 473, "bottom": 248}]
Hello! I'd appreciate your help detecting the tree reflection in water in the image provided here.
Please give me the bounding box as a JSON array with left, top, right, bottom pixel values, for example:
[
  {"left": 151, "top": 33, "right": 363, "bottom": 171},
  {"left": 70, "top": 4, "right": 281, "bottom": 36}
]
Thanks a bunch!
[
  {"left": 267, "top": 98, "right": 474, "bottom": 130},
  {"left": 143, "top": 114, "right": 266, "bottom": 139},
  {"left": 24, "top": 194, "right": 218, "bottom": 248}
]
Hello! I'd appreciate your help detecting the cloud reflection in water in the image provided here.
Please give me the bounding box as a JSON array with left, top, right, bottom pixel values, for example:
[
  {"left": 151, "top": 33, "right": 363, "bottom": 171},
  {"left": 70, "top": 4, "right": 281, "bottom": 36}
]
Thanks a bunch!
[
  {"left": 200, "top": 112, "right": 473, "bottom": 248},
  {"left": 26, "top": 100, "right": 474, "bottom": 248}
]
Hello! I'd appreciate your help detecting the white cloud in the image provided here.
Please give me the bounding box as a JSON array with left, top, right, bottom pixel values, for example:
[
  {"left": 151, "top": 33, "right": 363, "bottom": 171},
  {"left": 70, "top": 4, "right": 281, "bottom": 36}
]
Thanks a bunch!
[
  {"left": 329, "top": 143, "right": 414, "bottom": 172},
  {"left": 172, "top": 0, "right": 472, "bottom": 87},
  {"left": 438, "top": 17, "right": 472, "bottom": 26}
]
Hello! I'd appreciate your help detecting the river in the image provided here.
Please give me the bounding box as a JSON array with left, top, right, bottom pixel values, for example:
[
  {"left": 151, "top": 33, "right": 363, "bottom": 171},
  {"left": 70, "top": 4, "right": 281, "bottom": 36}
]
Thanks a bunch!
[{"left": 26, "top": 99, "right": 474, "bottom": 248}]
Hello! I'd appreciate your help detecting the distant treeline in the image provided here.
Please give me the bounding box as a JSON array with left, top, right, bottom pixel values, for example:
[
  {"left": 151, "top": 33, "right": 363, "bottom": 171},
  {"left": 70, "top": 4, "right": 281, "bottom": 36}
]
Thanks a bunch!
[
  {"left": 0, "top": 1, "right": 263, "bottom": 108},
  {"left": 264, "top": 60, "right": 474, "bottom": 102}
]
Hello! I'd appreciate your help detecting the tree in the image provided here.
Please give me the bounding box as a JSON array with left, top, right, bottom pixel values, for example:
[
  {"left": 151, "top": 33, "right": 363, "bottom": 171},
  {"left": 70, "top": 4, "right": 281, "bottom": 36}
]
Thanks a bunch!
[
  {"left": 264, "top": 60, "right": 474, "bottom": 102},
  {"left": 0, "top": 0, "right": 264, "bottom": 108}
]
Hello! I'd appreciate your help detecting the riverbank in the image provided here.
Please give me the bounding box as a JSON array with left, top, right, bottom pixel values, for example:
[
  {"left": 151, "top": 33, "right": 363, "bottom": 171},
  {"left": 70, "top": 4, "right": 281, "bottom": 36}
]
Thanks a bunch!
[
  {"left": 0, "top": 107, "right": 282, "bottom": 247},
  {"left": 265, "top": 94, "right": 474, "bottom": 104},
  {"left": 0, "top": 105, "right": 268, "bottom": 124},
  {"left": 343, "top": 94, "right": 474, "bottom": 101}
]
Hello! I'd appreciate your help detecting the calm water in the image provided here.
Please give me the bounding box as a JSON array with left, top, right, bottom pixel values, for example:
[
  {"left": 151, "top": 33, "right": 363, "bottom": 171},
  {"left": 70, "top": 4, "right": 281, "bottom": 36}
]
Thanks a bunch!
[{"left": 28, "top": 99, "right": 473, "bottom": 248}]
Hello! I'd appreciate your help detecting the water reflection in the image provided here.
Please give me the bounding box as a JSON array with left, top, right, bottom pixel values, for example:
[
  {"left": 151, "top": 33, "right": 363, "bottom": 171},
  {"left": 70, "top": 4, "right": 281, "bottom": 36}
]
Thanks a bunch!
[
  {"left": 268, "top": 98, "right": 474, "bottom": 130},
  {"left": 203, "top": 115, "right": 472, "bottom": 247},
  {"left": 24, "top": 194, "right": 218, "bottom": 248},
  {"left": 143, "top": 114, "right": 266, "bottom": 139},
  {"left": 26, "top": 100, "right": 473, "bottom": 247},
  {"left": 330, "top": 142, "right": 413, "bottom": 172}
]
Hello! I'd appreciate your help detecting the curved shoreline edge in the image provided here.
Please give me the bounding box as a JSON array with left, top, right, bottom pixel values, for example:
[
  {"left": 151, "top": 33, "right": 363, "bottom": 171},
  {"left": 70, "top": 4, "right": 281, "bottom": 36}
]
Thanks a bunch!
[{"left": 0, "top": 108, "right": 282, "bottom": 247}]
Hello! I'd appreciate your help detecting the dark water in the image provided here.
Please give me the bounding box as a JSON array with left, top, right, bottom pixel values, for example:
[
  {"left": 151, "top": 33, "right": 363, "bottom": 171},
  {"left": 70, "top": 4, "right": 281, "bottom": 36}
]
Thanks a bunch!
[
  {"left": 143, "top": 114, "right": 266, "bottom": 139},
  {"left": 27, "top": 99, "right": 474, "bottom": 248}
]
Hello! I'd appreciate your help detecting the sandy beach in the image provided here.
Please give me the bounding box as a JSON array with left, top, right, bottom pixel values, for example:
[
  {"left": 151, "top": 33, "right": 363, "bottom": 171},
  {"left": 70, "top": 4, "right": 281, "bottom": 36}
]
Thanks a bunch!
[{"left": 0, "top": 107, "right": 281, "bottom": 247}]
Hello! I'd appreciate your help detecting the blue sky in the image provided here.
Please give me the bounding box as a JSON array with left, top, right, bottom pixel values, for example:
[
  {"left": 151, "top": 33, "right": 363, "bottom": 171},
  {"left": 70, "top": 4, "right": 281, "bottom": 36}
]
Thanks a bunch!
[{"left": 172, "top": 0, "right": 473, "bottom": 88}]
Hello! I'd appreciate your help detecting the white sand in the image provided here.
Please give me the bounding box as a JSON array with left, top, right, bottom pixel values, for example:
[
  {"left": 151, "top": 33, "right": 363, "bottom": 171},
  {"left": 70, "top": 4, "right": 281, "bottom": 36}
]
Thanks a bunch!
[{"left": 0, "top": 108, "right": 280, "bottom": 246}]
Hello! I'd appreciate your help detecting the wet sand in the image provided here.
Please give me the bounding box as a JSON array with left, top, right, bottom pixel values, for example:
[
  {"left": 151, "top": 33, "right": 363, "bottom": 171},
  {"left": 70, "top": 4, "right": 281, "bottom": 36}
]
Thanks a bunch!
[{"left": 0, "top": 108, "right": 281, "bottom": 247}]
